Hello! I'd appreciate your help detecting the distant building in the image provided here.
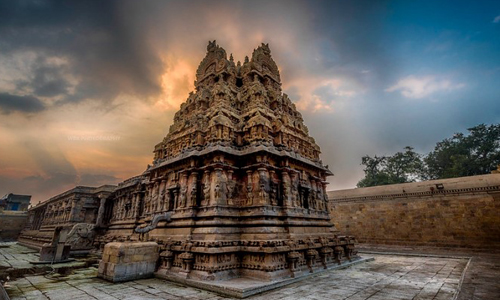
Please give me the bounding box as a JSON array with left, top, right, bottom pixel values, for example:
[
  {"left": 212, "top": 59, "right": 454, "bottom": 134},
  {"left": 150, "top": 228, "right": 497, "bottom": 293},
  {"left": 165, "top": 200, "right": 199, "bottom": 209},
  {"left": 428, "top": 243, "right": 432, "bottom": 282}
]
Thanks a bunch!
[
  {"left": 0, "top": 193, "right": 31, "bottom": 241},
  {"left": 0, "top": 193, "right": 31, "bottom": 211}
]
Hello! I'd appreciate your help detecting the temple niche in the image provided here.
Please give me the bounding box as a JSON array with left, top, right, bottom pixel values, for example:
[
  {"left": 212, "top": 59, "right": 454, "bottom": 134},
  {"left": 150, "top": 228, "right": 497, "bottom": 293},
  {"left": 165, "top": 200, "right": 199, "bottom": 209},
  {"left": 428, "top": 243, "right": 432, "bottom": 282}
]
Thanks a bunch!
[{"left": 102, "top": 41, "right": 357, "bottom": 281}]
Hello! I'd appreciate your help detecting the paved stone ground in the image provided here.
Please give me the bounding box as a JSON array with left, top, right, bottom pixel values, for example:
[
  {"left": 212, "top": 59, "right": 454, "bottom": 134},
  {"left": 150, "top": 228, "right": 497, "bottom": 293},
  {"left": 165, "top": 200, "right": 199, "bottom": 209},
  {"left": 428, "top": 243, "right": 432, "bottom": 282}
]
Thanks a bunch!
[
  {"left": 2, "top": 241, "right": 472, "bottom": 300},
  {"left": 0, "top": 242, "right": 89, "bottom": 281},
  {"left": 0, "top": 243, "right": 39, "bottom": 270},
  {"left": 359, "top": 244, "right": 500, "bottom": 300}
]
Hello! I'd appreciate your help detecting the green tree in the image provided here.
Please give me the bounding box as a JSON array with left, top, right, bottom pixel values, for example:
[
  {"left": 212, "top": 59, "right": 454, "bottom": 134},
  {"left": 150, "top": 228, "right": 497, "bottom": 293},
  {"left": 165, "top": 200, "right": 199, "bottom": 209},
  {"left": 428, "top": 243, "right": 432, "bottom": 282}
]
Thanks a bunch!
[
  {"left": 425, "top": 124, "right": 500, "bottom": 179},
  {"left": 357, "top": 147, "right": 425, "bottom": 187}
]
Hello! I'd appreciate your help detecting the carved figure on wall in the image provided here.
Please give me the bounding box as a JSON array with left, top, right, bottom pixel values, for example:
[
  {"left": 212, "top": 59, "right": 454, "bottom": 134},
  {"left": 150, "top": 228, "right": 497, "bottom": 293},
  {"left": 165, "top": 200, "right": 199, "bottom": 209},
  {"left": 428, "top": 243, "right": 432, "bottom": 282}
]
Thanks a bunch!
[
  {"left": 270, "top": 183, "right": 278, "bottom": 206},
  {"left": 202, "top": 182, "right": 210, "bottom": 206},
  {"left": 165, "top": 191, "right": 172, "bottom": 211},
  {"left": 190, "top": 185, "right": 197, "bottom": 207},
  {"left": 214, "top": 184, "right": 221, "bottom": 204},
  {"left": 226, "top": 180, "right": 235, "bottom": 205},
  {"left": 246, "top": 185, "right": 253, "bottom": 206},
  {"left": 179, "top": 186, "right": 187, "bottom": 208},
  {"left": 151, "top": 183, "right": 159, "bottom": 212},
  {"left": 259, "top": 184, "right": 269, "bottom": 205}
]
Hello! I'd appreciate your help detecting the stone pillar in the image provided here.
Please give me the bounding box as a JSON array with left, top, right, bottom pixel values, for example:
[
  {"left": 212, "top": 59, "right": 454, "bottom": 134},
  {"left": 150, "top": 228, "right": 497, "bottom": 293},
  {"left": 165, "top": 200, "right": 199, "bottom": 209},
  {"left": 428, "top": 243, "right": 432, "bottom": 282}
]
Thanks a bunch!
[
  {"left": 214, "top": 168, "right": 223, "bottom": 205},
  {"left": 96, "top": 195, "right": 107, "bottom": 227},
  {"left": 309, "top": 179, "right": 316, "bottom": 210},
  {"left": 246, "top": 170, "right": 254, "bottom": 206},
  {"left": 121, "top": 197, "right": 127, "bottom": 219},
  {"left": 282, "top": 170, "right": 292, "bottom": 207},
  {"left": 146, "top": 187, "right": 152, "bottom": 215},
  {"left": 226, "top": 170, "right": 234, "bottom": 205},
  {"left": 291, "top": 172, "right": 300, "bottom": 207},
  {"left": 321, "top": 182, "right": 328, "bottom": 212},
  {"left": 180, "top": 173, "right": 188, "bottom": 208},
  {"left": 126, "top": 196, "right": 132, "bottom": 218},
  {"left": 173, "top": 189, "right": 179, "bottom": 210},
  {"left": 150, "top": 183, "right": 158, "bottom": 213},
  {"left": 69, "top": 198, "right": 79, "bottom": 222},
  {"left": 119, "top": 198, "right": 123, "bottom": 219},
  {"left": 133, "top": 192, "right": 141, "bottom": 218},
  {"left": 160, "top": 180, "right": 167, "bottom": 211},
  {"left": 153, "top": 179, "right": 161, "bottom": 212},
  {"left": 269, "top": 170, "right": 277, "bottom": 206}
]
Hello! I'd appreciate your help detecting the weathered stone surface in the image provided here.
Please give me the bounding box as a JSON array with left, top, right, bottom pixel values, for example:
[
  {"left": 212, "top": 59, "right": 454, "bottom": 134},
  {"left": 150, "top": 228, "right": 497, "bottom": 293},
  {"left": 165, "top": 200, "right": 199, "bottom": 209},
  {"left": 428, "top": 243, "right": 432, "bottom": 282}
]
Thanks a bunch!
[
  {"left": 328, "top": 173, "right": 500, "bottom": 249},
  {"left": 98, "top": 242, "right": 159, "bottom": 282},
  {"left": 0, "top": 211, "right": 27, "bottom": 241}
]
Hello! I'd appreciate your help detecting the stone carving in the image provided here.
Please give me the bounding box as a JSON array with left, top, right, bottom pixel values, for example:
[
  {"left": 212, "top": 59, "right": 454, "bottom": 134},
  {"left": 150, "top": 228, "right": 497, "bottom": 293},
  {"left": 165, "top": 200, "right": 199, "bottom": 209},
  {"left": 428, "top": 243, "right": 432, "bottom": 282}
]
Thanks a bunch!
[
  {"left": 246, "top": 185, "right": 253, "bottom": 206},
  {"left": 134, "top": 212, "right": 173, "bottom": 234},
  {"left": 179, "top": 186, "right": 187, "bottom": 208},
  {"left": 66, "top": 223, "right": 96, "bottom": 249}
]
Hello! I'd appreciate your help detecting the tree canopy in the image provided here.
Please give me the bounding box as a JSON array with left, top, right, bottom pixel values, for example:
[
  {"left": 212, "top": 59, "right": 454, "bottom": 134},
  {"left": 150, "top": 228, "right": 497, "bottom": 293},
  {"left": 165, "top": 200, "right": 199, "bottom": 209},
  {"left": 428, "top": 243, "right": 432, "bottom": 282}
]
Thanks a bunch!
[
  {"left": 357, "top": 147, "right": 424, "bottom": 188},
  {"left": 425, "top": 124, "right": 500, "bottom": 179},
  {"left": 357, "top": 123, "right": 500, "bottom": 188}
]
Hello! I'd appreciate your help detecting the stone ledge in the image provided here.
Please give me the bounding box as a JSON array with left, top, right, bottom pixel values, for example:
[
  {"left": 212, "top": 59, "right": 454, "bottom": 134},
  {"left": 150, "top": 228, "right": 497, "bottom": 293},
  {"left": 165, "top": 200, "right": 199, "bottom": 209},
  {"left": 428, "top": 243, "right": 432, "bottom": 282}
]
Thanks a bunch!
[{"left": 155, "top": 256, "right": 373, "bottom": 298}]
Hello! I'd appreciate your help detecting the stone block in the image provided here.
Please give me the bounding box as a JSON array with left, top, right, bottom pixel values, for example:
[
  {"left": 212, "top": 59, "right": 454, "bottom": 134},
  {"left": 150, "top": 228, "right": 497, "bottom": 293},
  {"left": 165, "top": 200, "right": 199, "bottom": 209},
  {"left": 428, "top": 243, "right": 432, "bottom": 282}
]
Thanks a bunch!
[
  {"left": 98, "top": 242, "right": 159, "bottom": 282},
  {"left": 39, "top": 244, "right": 71, "bottom": 262}
]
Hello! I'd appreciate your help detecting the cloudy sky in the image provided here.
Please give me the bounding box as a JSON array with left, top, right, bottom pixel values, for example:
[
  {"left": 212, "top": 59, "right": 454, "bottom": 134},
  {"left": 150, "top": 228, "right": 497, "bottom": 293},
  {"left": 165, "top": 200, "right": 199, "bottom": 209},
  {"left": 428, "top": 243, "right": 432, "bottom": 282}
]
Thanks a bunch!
[{"left": 1, "top": 0, "right": 499, "bottom": 204}]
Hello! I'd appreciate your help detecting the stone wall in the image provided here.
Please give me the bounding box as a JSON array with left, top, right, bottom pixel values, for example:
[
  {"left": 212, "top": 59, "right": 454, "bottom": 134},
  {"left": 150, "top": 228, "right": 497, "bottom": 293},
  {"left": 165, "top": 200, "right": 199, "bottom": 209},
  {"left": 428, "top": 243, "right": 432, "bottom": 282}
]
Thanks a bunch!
[
  {"left": 18, "top": 185, "right": 115, "bottom": 251},
  {"left": 327, "top": 174, "right": 500, "bottom": 249},
  {"left": 0, "top": 211, "right": 28, "bottom": 241}
]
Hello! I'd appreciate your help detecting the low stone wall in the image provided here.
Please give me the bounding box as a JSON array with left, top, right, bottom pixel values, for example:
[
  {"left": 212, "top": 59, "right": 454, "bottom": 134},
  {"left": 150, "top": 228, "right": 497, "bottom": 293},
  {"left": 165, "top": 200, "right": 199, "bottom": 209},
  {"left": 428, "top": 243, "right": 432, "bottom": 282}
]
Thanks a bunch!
[
  {"left": 0, "top": 211, "right": 28, "bottom": 241},
  {"left": 328, "top": 174, "right": 500, "bottom": 249}
]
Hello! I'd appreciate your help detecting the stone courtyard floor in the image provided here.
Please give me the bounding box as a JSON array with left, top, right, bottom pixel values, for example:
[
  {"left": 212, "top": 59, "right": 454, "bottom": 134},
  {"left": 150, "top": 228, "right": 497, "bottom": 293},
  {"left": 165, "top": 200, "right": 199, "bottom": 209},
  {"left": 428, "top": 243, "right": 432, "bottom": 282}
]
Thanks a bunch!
[{"left": 1, "top": 242, "right": 499, "bottom": 300}]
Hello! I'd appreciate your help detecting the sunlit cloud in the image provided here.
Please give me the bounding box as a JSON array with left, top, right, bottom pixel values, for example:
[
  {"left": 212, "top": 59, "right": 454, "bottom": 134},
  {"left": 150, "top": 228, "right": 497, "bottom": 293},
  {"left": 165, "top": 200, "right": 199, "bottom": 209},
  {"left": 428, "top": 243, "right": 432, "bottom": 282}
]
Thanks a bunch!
[
  {"left": 385, "top": 75, "right": 465, "bottom": 99},
  {"left": 156, "top": 55, "right": 195, "bottom": 111}
]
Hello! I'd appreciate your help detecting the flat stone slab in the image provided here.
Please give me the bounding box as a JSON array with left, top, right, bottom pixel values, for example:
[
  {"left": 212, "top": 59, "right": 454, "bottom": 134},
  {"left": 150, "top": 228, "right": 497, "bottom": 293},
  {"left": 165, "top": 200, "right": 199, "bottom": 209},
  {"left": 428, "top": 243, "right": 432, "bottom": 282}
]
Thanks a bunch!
[
  {"left": 4, "top": 253, "right": 472, "bottom": 299},
  {"left": 156, "top": 257, "right": 374, "bottom": 298}
]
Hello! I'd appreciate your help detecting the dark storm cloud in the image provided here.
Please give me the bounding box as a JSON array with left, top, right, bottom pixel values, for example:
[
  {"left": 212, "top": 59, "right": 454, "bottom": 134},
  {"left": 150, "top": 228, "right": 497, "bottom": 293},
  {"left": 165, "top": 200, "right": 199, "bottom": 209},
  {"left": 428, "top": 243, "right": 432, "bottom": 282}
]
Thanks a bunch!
[
  {"left": 268, "top": 0, "right": 393, "bottom": 87},
  {"left": 0, "top": 92, "right": 45, "bottom": 113},
  {"left": 0, "top": 0, "right": 163, "bottom": 106},
  {"left": 15, "top": 57, "right": 70, "bottom": 97}
]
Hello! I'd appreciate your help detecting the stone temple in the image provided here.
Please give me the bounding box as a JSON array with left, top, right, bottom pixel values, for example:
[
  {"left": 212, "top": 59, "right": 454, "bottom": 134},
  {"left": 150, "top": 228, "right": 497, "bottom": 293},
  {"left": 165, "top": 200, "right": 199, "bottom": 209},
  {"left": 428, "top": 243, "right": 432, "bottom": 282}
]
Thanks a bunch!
[{"left": 21, "top": 41, "right": 358, "bottom": 286}]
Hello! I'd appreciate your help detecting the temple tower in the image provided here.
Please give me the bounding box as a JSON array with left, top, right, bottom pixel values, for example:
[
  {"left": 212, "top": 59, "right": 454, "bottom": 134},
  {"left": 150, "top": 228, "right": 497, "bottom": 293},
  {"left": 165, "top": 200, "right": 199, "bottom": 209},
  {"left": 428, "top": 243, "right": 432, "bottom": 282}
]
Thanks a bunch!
[{"left": 103, "top": 41, "right": 357, "bottom": 281}]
